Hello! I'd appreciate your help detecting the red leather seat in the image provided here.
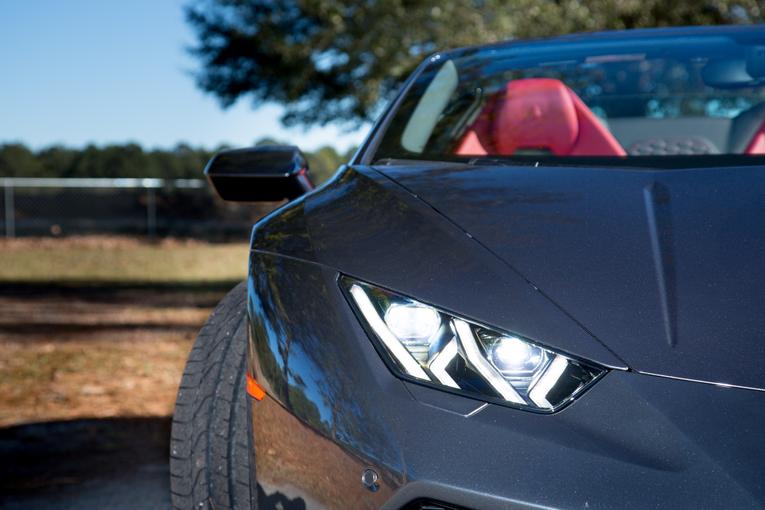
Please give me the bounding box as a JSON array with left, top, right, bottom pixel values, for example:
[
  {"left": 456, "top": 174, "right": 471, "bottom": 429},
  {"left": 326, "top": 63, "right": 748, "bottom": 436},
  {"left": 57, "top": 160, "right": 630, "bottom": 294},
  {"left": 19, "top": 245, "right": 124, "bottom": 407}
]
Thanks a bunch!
[
  {"left": 744, "top": 122, "right": 765, "bottom": 154},
  {"left": 456, "top": 78, "right": 626, "bottom": 157}
]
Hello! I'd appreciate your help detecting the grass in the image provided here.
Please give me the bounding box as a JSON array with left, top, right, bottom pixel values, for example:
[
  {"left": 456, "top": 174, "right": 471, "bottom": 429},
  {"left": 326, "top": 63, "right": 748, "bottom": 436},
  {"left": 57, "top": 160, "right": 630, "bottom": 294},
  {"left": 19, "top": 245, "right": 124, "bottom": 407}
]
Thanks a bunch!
[
  {"left": 0, "top": 236, "right": 249, "bottom": 284},
  {"left": 0, "top": 332, "right": 197, "bottom": 427},
  {"left": 0, "top": 290, "right": 210, "bottom": 427},
  {"left": 0, "top": 236, "right": 245, "bottom": 427}
]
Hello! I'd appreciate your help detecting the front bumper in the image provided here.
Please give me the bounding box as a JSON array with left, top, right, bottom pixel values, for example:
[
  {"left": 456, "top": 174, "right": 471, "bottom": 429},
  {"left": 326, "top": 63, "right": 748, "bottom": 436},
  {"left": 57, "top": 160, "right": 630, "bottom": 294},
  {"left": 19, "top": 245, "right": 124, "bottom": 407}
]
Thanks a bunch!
[
  {"left": 247, "top": 254, "right": 765, "bottom": 509},
  {"left": 381, "top": 371, "right": 765, "bottom": 509}
]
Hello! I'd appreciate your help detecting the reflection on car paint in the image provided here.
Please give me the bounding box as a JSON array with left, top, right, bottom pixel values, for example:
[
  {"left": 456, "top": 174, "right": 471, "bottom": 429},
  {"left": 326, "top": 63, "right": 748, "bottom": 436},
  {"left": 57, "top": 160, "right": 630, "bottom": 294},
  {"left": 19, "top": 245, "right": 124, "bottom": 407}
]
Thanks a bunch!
[{"left": 247, "top": 254, "right": 405, "bottom": 508}]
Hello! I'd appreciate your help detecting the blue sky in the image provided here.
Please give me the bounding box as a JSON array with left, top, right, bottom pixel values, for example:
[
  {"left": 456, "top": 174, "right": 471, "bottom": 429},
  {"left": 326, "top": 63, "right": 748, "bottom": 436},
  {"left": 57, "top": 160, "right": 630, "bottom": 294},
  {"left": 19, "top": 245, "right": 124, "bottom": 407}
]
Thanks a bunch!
[{"left": 0, "top": 0, "right": 366, "bottom": 151}]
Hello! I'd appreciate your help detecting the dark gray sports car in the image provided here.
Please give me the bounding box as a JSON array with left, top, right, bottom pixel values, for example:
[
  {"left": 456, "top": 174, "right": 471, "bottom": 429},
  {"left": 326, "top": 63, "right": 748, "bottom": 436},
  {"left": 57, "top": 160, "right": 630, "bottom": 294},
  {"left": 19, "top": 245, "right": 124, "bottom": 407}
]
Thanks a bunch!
[{"left": 171, "top": 25, "right": 765, "bottom": 510}]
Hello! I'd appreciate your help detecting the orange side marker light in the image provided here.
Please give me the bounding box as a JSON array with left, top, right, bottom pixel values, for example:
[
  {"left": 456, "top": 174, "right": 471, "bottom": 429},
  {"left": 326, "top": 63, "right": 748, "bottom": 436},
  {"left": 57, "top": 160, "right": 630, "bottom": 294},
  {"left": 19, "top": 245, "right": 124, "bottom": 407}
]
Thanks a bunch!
[{"left": 246, "top": 372, "right": 266, "bottom": 401}]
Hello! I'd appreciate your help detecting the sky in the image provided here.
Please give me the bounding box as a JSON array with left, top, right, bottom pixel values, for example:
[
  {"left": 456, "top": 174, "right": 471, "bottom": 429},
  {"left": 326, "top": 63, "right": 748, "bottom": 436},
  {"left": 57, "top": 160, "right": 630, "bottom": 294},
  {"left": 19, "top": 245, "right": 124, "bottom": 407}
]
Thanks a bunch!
[{"left": 0, "top": 0, "right": 367, "bottom": 152}]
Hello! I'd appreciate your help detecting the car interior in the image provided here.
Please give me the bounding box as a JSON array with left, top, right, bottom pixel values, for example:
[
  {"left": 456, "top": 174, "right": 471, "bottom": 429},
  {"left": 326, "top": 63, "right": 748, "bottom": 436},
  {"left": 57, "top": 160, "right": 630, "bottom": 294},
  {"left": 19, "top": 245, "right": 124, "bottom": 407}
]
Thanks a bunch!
[
  {"left": 440, "top": 44, "right": 765, "bottom": 158},
  {"left": 454, "top": 77, "right": 765, "bottom": 157}
]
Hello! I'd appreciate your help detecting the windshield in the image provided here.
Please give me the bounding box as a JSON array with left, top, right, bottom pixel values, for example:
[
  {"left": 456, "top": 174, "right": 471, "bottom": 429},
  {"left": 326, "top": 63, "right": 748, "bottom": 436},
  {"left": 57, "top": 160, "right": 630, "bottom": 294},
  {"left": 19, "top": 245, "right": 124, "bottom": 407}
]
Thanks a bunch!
[{"left": 374, "top": 29, "right": 765, "bottom": 167}]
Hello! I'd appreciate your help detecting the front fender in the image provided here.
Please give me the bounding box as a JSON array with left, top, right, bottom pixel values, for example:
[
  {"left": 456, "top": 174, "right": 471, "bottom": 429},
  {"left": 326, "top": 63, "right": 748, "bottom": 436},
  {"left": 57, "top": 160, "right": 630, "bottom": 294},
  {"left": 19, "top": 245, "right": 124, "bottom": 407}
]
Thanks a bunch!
[{"left": 246, "top": 252, "right": 408, "bottom": 508}]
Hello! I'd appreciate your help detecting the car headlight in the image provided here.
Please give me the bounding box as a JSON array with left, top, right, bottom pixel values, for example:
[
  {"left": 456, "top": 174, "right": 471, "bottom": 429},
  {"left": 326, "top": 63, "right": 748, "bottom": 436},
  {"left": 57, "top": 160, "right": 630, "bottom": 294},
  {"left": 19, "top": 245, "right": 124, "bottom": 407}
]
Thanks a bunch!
[{"left": 342, "top": 277, "right": 605, "bottom": 413}]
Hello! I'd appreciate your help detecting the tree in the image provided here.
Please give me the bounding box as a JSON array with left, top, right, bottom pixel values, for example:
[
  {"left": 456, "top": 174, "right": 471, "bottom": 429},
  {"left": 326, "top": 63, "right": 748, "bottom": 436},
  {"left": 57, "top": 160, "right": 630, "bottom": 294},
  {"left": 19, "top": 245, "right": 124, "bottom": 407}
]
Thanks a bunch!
[
  {"left": 0, "top": 142, "right": 352, "bottom": 181},
  {"left": 0, "top": 144, "right": 44, "bottom": 177},
  {"left": 186, "top": 0, "right": 763, "bottom": 127},
  {"left": 38, "top": 146, "right": 78, "bottom": 177},
  {"left": 0, "top": 143, "right": 214, "bottom": 179},
  {"left": 305, "top": 146, "right": 345, "bottom": 183}
]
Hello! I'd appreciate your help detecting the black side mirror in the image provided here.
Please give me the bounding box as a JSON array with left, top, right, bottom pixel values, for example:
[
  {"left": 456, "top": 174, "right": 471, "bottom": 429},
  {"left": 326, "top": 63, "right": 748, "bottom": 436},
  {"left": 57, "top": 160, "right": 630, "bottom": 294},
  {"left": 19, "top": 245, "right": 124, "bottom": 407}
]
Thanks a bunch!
[{"left": 204, "top": 145, "right": 314, "bottom": 202}]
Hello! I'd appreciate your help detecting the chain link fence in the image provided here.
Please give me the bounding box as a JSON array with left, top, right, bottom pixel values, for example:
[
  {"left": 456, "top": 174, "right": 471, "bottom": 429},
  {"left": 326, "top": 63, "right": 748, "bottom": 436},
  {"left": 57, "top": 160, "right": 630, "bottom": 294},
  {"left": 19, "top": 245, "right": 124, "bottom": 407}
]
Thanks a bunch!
[{"left": 1, "top": 178, "right": 278, "bottom": 240}]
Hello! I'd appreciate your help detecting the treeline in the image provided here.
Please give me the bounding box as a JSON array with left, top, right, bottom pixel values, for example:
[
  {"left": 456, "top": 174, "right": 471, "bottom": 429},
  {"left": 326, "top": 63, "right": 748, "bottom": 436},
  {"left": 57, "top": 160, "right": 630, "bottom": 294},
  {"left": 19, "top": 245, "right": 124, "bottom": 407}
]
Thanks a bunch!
[{"left": 0, "top": 139, "right": 355, "bottom": 185}]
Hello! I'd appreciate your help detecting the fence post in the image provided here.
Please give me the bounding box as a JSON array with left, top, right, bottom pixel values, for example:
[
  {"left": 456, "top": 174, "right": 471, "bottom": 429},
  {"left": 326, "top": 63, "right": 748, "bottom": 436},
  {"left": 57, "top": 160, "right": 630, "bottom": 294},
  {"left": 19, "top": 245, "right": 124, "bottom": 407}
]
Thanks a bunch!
[
  {"left": 4, "top": 178, "right": 15, "bottom": 238},
  {"left": 146, "top": 187, "right": 157, "bottom": 238}
]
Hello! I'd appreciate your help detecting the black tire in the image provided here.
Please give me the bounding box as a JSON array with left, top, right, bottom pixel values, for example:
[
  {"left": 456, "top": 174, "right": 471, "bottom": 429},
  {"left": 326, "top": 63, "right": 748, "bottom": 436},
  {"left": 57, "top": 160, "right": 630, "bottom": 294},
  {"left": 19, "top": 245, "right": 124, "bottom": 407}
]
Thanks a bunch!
[{"left": 170, "top": 282, "right": 256, "bottom": 510}]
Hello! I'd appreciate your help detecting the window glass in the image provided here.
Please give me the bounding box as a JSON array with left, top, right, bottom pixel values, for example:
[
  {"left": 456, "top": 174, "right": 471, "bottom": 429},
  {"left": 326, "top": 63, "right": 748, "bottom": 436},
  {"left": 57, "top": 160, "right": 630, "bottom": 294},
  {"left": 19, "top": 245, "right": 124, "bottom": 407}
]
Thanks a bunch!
[{"left": 374, "top": 31, "right": 765, "bottom": 165}]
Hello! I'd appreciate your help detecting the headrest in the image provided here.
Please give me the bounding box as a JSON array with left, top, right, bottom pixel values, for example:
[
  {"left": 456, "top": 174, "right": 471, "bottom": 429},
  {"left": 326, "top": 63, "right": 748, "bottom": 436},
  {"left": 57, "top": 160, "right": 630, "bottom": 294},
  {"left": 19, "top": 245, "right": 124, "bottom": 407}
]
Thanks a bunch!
[
  {"left": 455, "top": 78, "right": 625, "bottom": 157},
  {"left": 492, "top": 78, "right": 579, "bottom": 155}
]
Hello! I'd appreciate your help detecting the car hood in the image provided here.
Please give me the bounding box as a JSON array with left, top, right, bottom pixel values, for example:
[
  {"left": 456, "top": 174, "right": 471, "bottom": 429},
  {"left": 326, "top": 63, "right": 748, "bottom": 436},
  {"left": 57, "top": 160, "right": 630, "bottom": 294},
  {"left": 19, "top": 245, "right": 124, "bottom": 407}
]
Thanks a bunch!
[{"left": 376, "top": 162, "right": 765, "bottom": 390}]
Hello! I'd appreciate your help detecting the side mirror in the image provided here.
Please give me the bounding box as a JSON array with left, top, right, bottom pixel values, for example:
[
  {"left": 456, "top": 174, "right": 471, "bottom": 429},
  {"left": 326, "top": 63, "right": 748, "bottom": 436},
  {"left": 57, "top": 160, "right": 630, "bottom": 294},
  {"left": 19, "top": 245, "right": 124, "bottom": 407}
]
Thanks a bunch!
[{"left": 204, "top": 145, "right": 314, "bottom": 202}]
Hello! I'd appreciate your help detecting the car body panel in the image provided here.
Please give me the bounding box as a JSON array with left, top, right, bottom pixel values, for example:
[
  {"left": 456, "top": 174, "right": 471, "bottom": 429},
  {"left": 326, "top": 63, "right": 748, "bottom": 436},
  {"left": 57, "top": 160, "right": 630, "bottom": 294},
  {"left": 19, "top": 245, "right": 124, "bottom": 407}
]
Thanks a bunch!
[
  {"left": 246, "top": 253, "right": 408, "bottom": 509},
  {"left": 246, "top": 250, "right": 765, "bottom": 509},
  {"left": 250, "top": 166, "right": 625, "bottom": 368},
  {"left": 376, "top": 162, "right": 765, "bottom": 390}
]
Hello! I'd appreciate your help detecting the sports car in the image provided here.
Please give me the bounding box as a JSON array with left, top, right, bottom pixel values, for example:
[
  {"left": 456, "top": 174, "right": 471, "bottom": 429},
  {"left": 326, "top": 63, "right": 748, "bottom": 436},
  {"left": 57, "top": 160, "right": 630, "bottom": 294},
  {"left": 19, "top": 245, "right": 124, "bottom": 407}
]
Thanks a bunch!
[{"left": 171, "top": 25, "right": 765, "bottom": 509}]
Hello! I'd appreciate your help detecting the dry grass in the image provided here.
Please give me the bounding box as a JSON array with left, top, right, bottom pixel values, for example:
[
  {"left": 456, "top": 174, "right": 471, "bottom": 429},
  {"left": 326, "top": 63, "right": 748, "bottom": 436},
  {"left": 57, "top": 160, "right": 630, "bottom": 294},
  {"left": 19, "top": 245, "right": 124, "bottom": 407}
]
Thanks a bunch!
[
  {"left": 0, "top": 332, "right": 195, "bottom": 427},
  {"left": 0, "top": 235, "right": 249, "bottom": 283},
  {"left": 0, "top": 288, "right": 217, "bottom": 427},
  {"left": 0, "top": 235, "right": 243, "bottom": 427}
]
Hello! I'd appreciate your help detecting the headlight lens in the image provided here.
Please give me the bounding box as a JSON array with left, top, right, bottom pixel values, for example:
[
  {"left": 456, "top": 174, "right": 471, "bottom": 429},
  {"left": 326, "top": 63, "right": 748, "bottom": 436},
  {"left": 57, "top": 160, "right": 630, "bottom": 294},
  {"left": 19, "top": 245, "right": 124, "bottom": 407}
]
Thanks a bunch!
[{"left": 343, "top": 277, "right": 605, "bottom": 413}]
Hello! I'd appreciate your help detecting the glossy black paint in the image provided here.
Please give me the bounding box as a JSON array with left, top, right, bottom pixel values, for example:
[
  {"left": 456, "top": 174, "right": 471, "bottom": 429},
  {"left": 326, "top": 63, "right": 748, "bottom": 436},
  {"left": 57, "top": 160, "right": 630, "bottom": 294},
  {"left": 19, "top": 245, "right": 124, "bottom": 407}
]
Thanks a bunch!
[
  {"left": 242, "top": 25, "right": 765, "bottom": 510},
  {"left": 246, "top": 249, "right": 765, "bottom": 509},
  {"left": 205, "top": 145, "right": 313, "bottom": 202},
  {"left": 245, "top": 164, "right": 765, "bottom": 508},
  {"left": 251, "top": 166, "right": 624, "bottom": 368},
  {"left": 247, "top": 253, "right": 405, "bottom": 508},
  {"left": 378, "top": 162, "right": 765, "bottom": 390}
]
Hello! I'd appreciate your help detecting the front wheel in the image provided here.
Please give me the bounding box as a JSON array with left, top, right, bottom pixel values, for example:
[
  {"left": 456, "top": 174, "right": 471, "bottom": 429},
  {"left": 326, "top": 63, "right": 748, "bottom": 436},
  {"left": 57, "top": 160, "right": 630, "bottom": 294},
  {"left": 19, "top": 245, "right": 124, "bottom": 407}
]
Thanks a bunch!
[{"left": 170, "top": 282, "right": 256, "bottom": 510}]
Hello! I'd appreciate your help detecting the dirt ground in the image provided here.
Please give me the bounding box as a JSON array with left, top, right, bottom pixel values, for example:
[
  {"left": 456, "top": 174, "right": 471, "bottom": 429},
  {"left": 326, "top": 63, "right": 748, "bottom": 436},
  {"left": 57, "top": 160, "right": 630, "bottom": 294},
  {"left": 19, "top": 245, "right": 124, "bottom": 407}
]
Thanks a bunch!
[
  {"left": 0, "top": 278, "right": 236, "bottom": 509},
  {"left": 0, "top": 235, "right": 247, "bottom": 427},
  {"left": 0, "top": 236, "right": 249, "bottom": 508},
  {"left": 1, "top": 416, "right": 173, "bottom": 509},
  {"left": 0, "top": 284, "right": 230, "bottom": 427}
]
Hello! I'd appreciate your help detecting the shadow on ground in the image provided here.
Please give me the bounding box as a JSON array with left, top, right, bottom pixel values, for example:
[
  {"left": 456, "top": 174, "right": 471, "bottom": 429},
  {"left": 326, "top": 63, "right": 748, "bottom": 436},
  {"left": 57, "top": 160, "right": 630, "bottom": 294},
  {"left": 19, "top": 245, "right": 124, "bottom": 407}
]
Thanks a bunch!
[
  {"left": 0, "top": 281, "right": 238, "bottom": 307},
  {"left": 0, "top": 417, "right": 171, "bottom": 510}
]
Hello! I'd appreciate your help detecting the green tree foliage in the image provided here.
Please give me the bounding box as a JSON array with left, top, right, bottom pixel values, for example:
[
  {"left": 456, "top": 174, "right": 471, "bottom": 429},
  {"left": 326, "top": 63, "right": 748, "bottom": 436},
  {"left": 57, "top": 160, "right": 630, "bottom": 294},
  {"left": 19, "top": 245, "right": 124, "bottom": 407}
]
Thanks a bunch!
[
  {"left": 186, "top": 0, "right": 764, "bottom": 127},
  {"left": 0, "top": 143, "right": 215, "bottom": 179},
  {"left": 0, "top": 144, "right": 45, "bottom": 177},
  {"left": 0, "top": 142, "right": 351, "bottom": 184}
]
